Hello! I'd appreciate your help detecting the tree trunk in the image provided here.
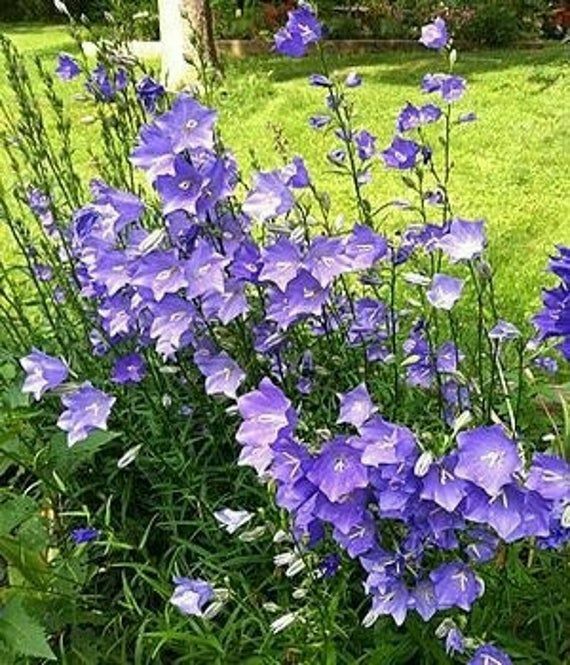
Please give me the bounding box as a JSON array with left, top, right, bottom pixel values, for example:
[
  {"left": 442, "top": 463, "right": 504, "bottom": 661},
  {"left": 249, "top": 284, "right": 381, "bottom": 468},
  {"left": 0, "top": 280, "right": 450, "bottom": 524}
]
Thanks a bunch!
[
  {"left": 158, "top": 0, "right": 219, "bottom": 90},
  {"left": 182, "top": 0, "right": 220, "bottom": 72}
]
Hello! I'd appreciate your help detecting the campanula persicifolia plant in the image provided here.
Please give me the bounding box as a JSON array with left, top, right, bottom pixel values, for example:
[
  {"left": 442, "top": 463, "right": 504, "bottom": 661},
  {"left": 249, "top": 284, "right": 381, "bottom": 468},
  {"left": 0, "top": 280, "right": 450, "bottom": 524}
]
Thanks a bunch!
[{"left": 0, "top": 3, "right": 568, "bottom": 662}]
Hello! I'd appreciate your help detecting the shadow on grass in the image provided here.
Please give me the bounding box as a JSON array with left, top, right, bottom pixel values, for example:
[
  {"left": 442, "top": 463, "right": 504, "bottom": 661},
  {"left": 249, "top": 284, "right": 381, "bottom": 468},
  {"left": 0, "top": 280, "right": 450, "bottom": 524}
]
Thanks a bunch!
[{"left": 227, "top": 45, "right": 568, "bottom": 88}]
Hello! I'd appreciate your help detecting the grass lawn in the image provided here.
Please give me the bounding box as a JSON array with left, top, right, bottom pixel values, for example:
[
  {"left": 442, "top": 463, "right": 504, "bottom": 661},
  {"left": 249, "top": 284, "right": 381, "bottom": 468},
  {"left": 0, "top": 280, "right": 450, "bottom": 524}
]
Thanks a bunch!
[{"left": 0, "top": 23, "right": 569, "bottom": 318}]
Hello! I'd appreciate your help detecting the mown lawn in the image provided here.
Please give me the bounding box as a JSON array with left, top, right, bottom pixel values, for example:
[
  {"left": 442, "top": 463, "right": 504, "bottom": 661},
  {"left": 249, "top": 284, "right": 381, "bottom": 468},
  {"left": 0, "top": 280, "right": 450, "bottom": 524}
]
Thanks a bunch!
[{"left": 0, "top": 23, "right": 569, "bottom": 318}]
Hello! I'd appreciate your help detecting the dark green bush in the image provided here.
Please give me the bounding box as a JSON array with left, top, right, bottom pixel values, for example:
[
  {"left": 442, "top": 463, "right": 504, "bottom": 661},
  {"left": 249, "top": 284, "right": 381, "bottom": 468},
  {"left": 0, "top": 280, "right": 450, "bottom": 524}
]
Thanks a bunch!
[
  {"left": 0, "top": 0, "right": 155, "bottom": 24},
  {"left": 458, "top": 1, "right": 521, "bottom": 46},
  {"left": 453, "top": 0, "right": 549, "bottom": 46}
]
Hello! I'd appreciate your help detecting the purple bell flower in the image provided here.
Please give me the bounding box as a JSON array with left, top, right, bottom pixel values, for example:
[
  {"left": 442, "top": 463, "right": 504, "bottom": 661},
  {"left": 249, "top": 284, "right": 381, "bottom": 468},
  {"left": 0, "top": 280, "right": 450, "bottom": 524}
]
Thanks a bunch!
[
  {"left": 57, "top": 382, "right": 116, "bottom": 446},
  {"left": 337, "top": 383, "right": 376, "bottom": 429},
  {"left": 194, "top": 349, "right": 245, "bottom": 399},
  {"left": 20, "top": 349, "right": 69, "bottom": 400},
  {"left": 430, "top": 562, "right": 483, "bottom": 611},
  {"left": 274, "top": 5, "right": 322, "bottom": 59},
  {"left": 468, "top": 644, "right": 512, "bottom": 665},
  {"left": 426, "top": 273, "right": 464, "bottom": 310},
  {"left": 381, "top": 137, "right": 421, "bottom": 170},
  {"left": 454, "top": 425, "right": 522, "bottom": 497},
  {"left": 306, "top": 438, "right": 369, "bottom": 502},
  {"left": 170, "top": 577, "right": 214, "bottom": 617},
  {"left": 136, "top": 75, "right": 165, "bottom": 113},
  {"left": 71, "top": 526, "right": 99, "bottom": 544},
  {"left": 242, "top": 170, "right": 295, "bottom": 222},
  {"left": 437, "top": 218, "right": 486, "bottom": 262},
  {"left": 56, "top": 52, "right": 80, "bottom": 81},
  {"left": 111, "top": 353, "right": 147, "bottom": 385},
  {"left": 419, "top": 17, "right": 449, "bottom": 50},
  {"left": 422, "top": 73, "right": 466, "bottom": 103}
]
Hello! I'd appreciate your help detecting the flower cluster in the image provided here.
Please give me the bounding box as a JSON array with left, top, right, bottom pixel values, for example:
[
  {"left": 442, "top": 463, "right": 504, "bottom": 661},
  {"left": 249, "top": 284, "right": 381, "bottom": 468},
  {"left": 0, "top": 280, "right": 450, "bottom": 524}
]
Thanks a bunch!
[
  {"left": 236, "top": 378, "right": 569, "bottom": 627},
  {"left": 15, "top": 11, "right": 569, "bottom": 662},
  {"left": 55, "top": 51, "right": 165, "bottom": 113},
  {"left": 534, "top": 246, "right": 570, "bottom": 359}
]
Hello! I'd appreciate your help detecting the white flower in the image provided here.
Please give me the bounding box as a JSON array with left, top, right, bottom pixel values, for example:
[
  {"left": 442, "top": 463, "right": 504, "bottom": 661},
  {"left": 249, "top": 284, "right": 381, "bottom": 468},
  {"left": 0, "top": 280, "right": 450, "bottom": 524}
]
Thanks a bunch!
[
  {"left": 270, "top": 612, "right": 298, "bottom": 634},
  {"left": 117, "top": 444, "right": 142, "bottom": 469},
  {"left": 213, "top": 508, "right": 254, "bottom": 535}
]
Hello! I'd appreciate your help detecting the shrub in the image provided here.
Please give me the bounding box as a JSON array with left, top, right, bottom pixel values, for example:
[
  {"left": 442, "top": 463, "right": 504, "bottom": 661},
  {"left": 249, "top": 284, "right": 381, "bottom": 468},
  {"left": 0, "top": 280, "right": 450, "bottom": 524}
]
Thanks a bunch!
[{"left": 0, "top": 7, "right": 568, "bottom": 664}]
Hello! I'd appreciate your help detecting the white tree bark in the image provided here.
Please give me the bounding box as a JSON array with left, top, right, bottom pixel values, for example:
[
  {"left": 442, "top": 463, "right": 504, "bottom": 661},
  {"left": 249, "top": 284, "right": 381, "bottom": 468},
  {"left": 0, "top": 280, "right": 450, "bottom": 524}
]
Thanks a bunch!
[{"left": 158, "top": 0, "right": 196, "bottom": 90}]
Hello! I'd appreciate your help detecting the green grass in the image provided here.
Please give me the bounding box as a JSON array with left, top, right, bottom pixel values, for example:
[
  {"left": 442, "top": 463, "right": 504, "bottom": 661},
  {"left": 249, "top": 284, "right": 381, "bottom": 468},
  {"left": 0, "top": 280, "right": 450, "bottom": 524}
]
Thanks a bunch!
[
  {"left": 215, "top": 47, "right": 570, "bottom": 317},
  {"left": 1, "top": 23, "right": 569, "bottom": 319}
]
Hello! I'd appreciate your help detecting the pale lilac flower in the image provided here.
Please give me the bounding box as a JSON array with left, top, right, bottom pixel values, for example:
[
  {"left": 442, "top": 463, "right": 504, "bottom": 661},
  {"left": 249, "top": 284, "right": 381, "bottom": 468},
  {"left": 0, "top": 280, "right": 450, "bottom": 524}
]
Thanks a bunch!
[
  {"left": 489, "top": 320, "right": 520, "bottom": 342},
  {"left": 242, "top": 171, "right": 295, "bottom": 221},
  {"left": 437, "top": 341, "right": 464, "bottom": 374},
  {"left": 267, "top": 270, "right": 329, "bottom": 329},
  {"left": 281, "top": 156, "right": 310, "bottom": 188},
  {"left": 131, "top": 250, "right": 188, "bottom": 301},
  {"left": 304, "top": 236, "right": 352, "bottom": 287},
  {"left": 468, "top": 644, "right": 512, "bottom": 665},
  {"left": 422, "top": 73, "right": 466, "bottom": 103},
  {"left": 274, "top": 5, "right": 322, "bottom": 58},
  {"left": 420, "top": 460, "right": 468, "bottom": 512},
  {"left": 354, "top": 130, "right": 376, "bottom": 160},
  {"left": 130, "top": 122, "right": 177, "bottom": 181},
  {"left": 344, "top": 225, "right": 387, "bottom": 270},
  {"left": 308, "top": 73, "right": 332, "bottom": 87},
  {"left": 397, "top": 102, "right": 442, "bottom": 133},
  {"left": 419, "top": 17, "right": 449, "bottom": 50},
  {"left": 194, "top": 350, "right": 245, "bottom": 399},
  {"left": 149, "top": 295, "right": 196, "bottom": 358},
  {"left": 236, "top": 379, "right": 296, "bottom": 444},
  {"left": 154, "top": 155, "right": 203, "bottom": 216},
  {"left": 367, "top": 581, "right": 409, "bottom": 626},
  {"left": 430, "top": 562, "right": 483, "bottom": 611},
  {"left": 170, "top": 577, "right": 214, "bottom": 617},
  {"left": 345, "top": 71, "right": 362, "bottom": 88},
  {"left": 136, "top": 75, "right": 165, "bottom": 113},
  {"left": 382, "top": 137, "right": 421, "bottom": 170},
  {"left": 158, "top": 93, "right": 217, "bottom": 152},
  {"left": 445, "top": 626, "right": 465, "bottom": 656},
  {"left": 57, "top": 382, "right": 116, "bottom": 446},
  {"left": 309, "top": 115, "right": 331, "bottom": 129},
  {"left": 359, "top": 417, "right": 417, "bottom": 466},
  {"left": 437, "top": 219, "right": 486, "bottom": 262},
  {"left": 337, "top": 383, "right": 376, "bottom": 428},
  {"left": 427, "top": 274, "right": 464, "bottom": 310},
  {"left": 259, "top": 237, "right": 302, "bottom": 291},
  {"left": 525, "top": 453, "right": 570, "bottom": 501},
  {"left": 213, "top": 508, "right": 254, "bottom": 534},
  {"left": 185, "top": 239, "right": 229, "bottom": 299},
  {"left": 20, "top": 349, "right": 69, "bottom": 400}
]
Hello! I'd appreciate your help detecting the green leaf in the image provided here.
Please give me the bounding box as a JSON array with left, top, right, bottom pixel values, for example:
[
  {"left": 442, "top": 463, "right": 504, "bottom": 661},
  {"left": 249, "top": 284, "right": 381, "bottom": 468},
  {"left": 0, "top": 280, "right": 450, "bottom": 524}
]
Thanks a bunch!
[
  {"left": 0, "top": 597, "right": 56, "bottom": 660},
  {"left": 0, "top": 535, "right": 50, "bottom": 589},
  {"left": 48, "top": 429, "right": 120, "bottom": 473},
  {"left": 0, "top": 493, "right": 37, "bottom": 535}
]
